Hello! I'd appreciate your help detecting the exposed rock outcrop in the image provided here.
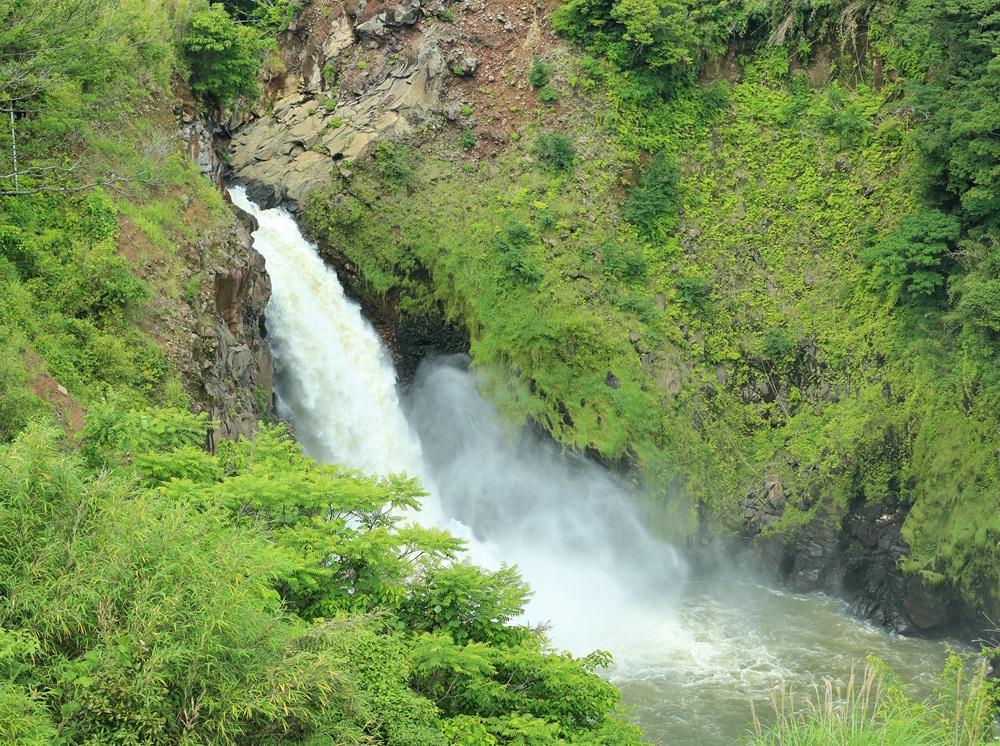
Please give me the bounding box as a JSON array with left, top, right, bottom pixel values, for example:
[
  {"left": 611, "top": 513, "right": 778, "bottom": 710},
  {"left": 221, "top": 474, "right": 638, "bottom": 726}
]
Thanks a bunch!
[
  {"left": 227, "top": 2, "right": 454, "bottom": 208},
  {"left": 741, "top": 474, "right": 971, "bottom": 637},
  {"left": 178, "top": 109, "right": 225, "bottom": 190},
  {"left": 171, "top": 106, "right": 275, "bottom": 441},
  {"left": 196, "top": 218, "right": 275, "bottom": 440}
]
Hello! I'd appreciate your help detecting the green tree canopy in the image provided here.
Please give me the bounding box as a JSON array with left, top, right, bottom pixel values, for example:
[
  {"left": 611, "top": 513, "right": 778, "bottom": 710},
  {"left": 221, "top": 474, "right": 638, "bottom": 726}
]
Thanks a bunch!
[{"left": 182, "top": 3, "right": 263, "bottom": 109}]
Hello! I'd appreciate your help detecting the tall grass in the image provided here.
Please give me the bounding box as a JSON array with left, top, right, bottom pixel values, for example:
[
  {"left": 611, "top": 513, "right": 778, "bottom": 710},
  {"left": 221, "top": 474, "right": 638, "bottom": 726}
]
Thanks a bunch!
[{"left": 747, "top": 656, "right": 997, "bottom": 746}]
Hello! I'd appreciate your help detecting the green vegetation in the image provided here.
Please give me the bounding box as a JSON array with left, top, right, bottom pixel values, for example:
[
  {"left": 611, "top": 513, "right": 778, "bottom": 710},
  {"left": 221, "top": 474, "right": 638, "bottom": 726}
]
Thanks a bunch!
[
  {"left": 861, "top": 209, "right": 961, "bottom": 300},
  {"left": 747, "top": 657, "right": 996, "bottom": 746},
  {"left": 534, "top": 132, "right": 576, "bottom": 171},
  {"left": 624, "top": 152, "right": 678, "bottom": 237},
  {"left": 0, "top": 409, "right": 644, "bottom": 743},
  {"left": 183, "top": 4, "right": 265, "bottom": 108},
  {"left": 530, "top": 58, "right": 552, "bottom": 89}
]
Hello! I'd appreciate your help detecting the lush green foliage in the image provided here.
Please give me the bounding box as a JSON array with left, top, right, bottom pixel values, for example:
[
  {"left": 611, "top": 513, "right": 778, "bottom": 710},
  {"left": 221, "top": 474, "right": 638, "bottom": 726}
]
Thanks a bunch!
[
  {"left": 0, "top": 409, "right": 643, "bottom": 744},
  {"left": 861, "top": 209, "right": 962, "bottom": 300},
  {"left": 373, "top": 141, "right": 417, "bottom": 186},
  {"left": 534, "top": 132, "right": 576, "bottom": 172},
  {"left": 529, "top": 58, "right": 553, "bottom": 89},
  {"left": 623, "top": 152, "right": 678, "bottom": 236},
  {"left": 898, "top": 0, "right": 1000, "bottom": 228},
  {"left": 0, "top": 191, "right": 178, "bottom": 416},
  {"left": 0, "top": 0, "right": 178, "bottom": 194},
  {"left": 552, "top": 0, "right": 725, "bottom": 85},
  {"left": 182, "top": 3, "right": 263, "bottom": 108}
]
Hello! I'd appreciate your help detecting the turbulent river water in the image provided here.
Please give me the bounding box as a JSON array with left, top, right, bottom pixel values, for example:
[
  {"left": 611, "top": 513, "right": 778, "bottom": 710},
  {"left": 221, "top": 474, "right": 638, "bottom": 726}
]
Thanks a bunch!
[{"left": 229, "top": 187, "right": 953, "bottom": 745}]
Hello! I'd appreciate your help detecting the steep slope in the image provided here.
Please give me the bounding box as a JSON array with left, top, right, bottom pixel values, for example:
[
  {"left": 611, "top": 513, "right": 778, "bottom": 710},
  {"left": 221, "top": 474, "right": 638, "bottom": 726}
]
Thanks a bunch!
[{"left": 224, "top": 0, "right": 1000, "bottom": 638}]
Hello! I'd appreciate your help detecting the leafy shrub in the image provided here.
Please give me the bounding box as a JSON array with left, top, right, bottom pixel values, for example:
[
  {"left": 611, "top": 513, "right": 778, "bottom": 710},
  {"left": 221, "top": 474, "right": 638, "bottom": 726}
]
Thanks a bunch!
[
  {"left": 675, "top": 275, "right": 710, "bottom": 308},
  {"left": 0, "top": 334, "right": 41, "bottom": 442},
  {"left": 399, "top": 562, "right": 530, "bottom": 644},
  {"left": 534, "top": 132, "right": 575, "bottom": 172},
  {"left": 460, "top": 128, "right": 477, "bottom": 151},
  {"left": 602, "top": 243, "right": 647, "bottom": 284},
  {"left": 538, "top": 84, "right": 560, "bottom": 103},
  {"left": 761, "top": 327, "right": 796, "bottom": 364},
  {"left": 624, "top": 152, "right": 679, "bottom": 234},
  {"left": 373, "top": 141, "right": 416, "bottom": 186},
  {"left": 182, "top": 3, "right": 262, "bottom": 108},
  {"left": 553, "top": 0, "right": 734, "bottom": 82},
  {"left": 818, "top": 84, "right": 870, "bottom": 149},
  {"left": 861, "top": 210, "right": 962, "bottom": 300},
  {"left": 700, "top": 80, "right": 731, "bottom": 112},
  {"left": 529, "top": 58, "right": 551, "bottom": 88},
  {"left": 81, "top": 401, "right": 210, "bottom": 466},
  {"left": 494, "top": 222, "right": 544, "bottom": 285},
  {"left": 220, "top": 0, "right": 300, "bottom": 32},
  {"left": 957, "top": 277, "right": 1000, "bottom": 334}
]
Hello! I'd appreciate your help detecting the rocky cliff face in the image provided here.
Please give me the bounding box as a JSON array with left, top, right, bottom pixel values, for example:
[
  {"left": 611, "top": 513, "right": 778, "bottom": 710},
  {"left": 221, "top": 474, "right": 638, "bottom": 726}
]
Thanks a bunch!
[
  {"left": 225, "top": 1, "right": 462, "bottom": 208},
  {"left": 741, "top": 473, "right": 971, "bottom": 637},
  {"left": 196, "top": 218, "right": 274, "bottom": 441},
  {"left": 172, "top": 102, "right": 275, "bottom": 441}
]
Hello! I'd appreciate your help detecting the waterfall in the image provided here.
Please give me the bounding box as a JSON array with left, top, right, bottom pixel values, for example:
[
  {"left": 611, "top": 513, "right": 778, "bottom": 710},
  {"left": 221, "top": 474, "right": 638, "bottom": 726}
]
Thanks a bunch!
[
  {"left": 405, "top": 358, "right": 689, "bottom": 654},
  {"left": 229, "top": 186, "right": 687, "bottom": 655},
  {"left": 229, "top": 187, "right": 425, "bottom": 480}
]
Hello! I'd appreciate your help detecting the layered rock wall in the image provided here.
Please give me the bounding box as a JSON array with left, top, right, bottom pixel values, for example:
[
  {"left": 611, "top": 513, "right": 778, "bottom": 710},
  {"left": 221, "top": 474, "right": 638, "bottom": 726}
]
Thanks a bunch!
[{"left": 175, "top": 103, "right": 275, "bottom": 441}]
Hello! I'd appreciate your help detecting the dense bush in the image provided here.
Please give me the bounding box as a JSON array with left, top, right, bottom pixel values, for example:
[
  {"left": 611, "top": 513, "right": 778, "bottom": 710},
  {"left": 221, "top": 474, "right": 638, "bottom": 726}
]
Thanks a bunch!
[
  {"left": 534, "top": 132, "right": 576, "bottom": 172},
  {"left": 374, "top": 140, "right": 417, "bottom": 186},
  {"left": 603, "top": 242, "right": 648, "bottom": 284},
  {"left": 861, "top": 209, "right": 961, "bottom": 300},
  {"left": 182, "top": 3, "right": 263, "bottom": 108},
  {"left": 551, "top": 0, "right": 752, "bottom": 89},
  {"left": 900, "top": 0, "right": 1000, "bottom": 228},
  {"left": 494, "top": 222, "right": 544, "bottom": 285},
  {"left": 0, "top": 335, "right": 41, "bottom": 442},
  {"left": 624, "top": 152, "right": 679, "bottom": 235},
  {"left": 0, "top": 410, "right": 644, "bottom": 744},
  {"left": 529, "top": 58, "right": 552, "bottom": 88},
  {"left": 220, "top": 0, "right": 300, "bottom": 31}
]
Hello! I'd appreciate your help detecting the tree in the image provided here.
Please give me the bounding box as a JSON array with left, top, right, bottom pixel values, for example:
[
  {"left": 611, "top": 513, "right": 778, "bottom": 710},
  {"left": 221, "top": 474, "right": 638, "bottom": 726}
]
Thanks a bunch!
[
  {"left": 861, "top": 210, "right": 961, "bottom": 300},
  {"left": 624, "top": 152, "right": 679, "bottom": 235},
  {"left": 552, "top": 0, "right": 741, "bottom": 85},
  {"left": 901, "top": 0, "right": 1000, "bottom": 228},
  {"left": 182, "top": 4, "right": 262, "bottom": 109}
]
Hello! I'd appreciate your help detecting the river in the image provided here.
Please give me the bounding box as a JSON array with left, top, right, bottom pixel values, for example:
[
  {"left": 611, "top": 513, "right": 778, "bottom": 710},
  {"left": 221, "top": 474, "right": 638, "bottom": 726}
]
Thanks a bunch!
[{"left": 229, "top": 187, "right": 953, "bottom": 745}]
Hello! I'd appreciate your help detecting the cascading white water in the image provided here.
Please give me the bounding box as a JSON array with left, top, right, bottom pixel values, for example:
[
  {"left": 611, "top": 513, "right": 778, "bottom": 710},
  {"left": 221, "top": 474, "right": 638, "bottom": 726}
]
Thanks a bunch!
[
  {"left": 229, "top": 187, "right": 426, "bottom": 480},
  {"left": 405, "top": 357, "right": 688, "bottom": 654},
  {"left": 228, "top": 188, "right": 954, "bottom": 746}
]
